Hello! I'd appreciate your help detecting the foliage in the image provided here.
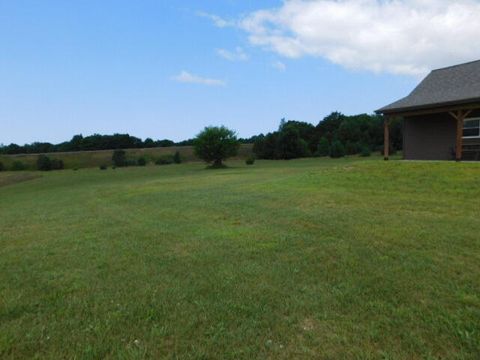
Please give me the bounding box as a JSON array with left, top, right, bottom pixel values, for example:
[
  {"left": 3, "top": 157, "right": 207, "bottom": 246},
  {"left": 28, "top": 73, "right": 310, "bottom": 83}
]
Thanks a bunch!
[
  {"left": 276, "top": 123, "right": 310, "bottom": 159},
  {"left": 37, "top": 155, "right": 52, "bottom": 171},
  {"left": 11, "top": 161, "right": 26, "bottom": 171},
  {"left": 0, "top": 162, "right": 4, "bottom": 171},
  {"left": 194, "top": 126, "right": 240, "bottom": 167},
  {"left": 360, "top": 145, "right": 371, "bottom": 157},
  {"left": 112, "top": 150, "right": 127, "bottom": 167},
  {"left": 155, "top": 155, "right": 174, "bottom": 165},
  {"left": 36, "top": 155, "right": 64, "bottom": 171},
  {"left": 245, "top": 156, "right": 256, "bottom": 165},
  {"left": 51, "top": 159, "right": 64, "bottom": 170},
  {"left": 316, "top": 137, "right": 330, "bottom": 157},
  {"left": 329, "top": 140, "right": 346, "bottom": 158},
  {"left": 0, "top": 133, "right": 180, "bottom": 155},
  {"left": 253, "top": 113, "right": 403, "bottom": 160},
  {"left": 137, "top": 157, "right": 147, "bottom": 166},
  {"left": 173, "top": 151, "right": 182, "bottom": 164}
]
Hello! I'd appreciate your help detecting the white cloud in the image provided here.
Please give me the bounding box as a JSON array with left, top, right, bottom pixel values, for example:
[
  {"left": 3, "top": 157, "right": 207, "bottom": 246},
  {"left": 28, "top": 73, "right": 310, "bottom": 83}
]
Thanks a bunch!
[
  {"left": 197, "top": 11, "right": 234, "bottom": 28},
  {"left": 272, "top": 61, "right": 286, "bottom": 72},
  {"left": 216, "top": 47, "right": 249, "bottom": 61},
  {"left": 172, "top": 71, "right": 226, "bottom": 86},
  {"left": 238, "top": 0, "right": 480, "bottom": 76}
]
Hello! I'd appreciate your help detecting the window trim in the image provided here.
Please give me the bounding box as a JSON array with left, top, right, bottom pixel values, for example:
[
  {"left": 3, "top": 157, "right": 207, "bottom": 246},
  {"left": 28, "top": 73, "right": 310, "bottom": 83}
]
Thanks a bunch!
[{"left": 463, "top": 117, "right": 480, "bottom": 139}]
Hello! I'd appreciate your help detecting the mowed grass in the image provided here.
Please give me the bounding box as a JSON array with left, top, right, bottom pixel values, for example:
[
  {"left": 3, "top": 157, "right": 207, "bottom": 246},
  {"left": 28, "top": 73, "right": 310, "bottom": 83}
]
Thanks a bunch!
[{"left": 0, "top": 157, "right": 479, "bottom": 359}]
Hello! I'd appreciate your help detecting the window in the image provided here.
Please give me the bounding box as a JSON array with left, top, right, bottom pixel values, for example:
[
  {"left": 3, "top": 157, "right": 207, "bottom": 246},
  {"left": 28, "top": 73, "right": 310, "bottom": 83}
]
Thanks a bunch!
[{"left": 463, "top": 118, "right": 480, "bottom": 138}]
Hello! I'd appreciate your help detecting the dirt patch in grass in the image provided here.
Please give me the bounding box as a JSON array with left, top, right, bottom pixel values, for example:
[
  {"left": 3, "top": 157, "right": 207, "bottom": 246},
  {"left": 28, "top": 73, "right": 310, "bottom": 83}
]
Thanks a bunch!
[{"left": 0, "top": 173, "right": 41, "bottom": 188}]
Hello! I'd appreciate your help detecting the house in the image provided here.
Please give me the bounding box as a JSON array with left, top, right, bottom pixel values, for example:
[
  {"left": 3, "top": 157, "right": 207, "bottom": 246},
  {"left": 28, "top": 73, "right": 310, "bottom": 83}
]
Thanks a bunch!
[{"left": 376, "top": 60, "right": 480, "bottom": 161}]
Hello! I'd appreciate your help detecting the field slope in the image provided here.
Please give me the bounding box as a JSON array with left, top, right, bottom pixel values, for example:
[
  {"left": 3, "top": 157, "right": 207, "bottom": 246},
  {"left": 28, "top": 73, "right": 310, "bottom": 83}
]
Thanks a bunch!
[{"left": 0, "top": 158, "right": 479, "bottom": 359}]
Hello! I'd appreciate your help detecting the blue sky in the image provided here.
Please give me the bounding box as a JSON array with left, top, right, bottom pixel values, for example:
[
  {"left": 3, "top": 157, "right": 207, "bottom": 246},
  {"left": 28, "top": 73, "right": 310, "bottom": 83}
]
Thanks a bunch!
[{"left": 3, "top": 0, "right": 478, "bottom": 145}]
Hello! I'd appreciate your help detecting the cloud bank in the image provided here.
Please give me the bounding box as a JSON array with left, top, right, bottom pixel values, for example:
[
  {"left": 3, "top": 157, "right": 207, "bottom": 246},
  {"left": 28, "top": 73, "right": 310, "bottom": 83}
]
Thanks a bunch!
[
  {"left": 238, "top": 0, "right": 480, "bottom": 76},
  {"left": 172, "top": 71, "right": 226, "bottom": 86}
]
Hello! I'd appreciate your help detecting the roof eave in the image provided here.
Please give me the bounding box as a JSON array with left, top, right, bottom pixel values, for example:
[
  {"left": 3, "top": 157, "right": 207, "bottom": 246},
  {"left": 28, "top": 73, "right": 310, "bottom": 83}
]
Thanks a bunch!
[{"left": 375, "top": 97, "right": 480, "bottom": 116}]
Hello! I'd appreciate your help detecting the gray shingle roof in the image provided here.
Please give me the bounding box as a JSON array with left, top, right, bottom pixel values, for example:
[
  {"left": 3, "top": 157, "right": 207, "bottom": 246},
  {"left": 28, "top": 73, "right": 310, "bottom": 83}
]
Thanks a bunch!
[{"left": 376, "top": 60, "right": 480, "bottom": 114}]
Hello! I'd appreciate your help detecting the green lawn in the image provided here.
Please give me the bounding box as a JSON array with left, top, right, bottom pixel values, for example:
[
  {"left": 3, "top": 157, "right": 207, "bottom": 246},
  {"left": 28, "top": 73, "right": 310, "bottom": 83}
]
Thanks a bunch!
[{"left": 1, "top": 157, "right": 479, "bottom": 359}]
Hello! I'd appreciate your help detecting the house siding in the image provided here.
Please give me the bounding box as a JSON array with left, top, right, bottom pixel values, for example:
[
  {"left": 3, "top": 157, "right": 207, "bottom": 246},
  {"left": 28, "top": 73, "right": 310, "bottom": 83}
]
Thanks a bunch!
[{"left": 403, "top": 113, "right": 456, "bottom": 160}]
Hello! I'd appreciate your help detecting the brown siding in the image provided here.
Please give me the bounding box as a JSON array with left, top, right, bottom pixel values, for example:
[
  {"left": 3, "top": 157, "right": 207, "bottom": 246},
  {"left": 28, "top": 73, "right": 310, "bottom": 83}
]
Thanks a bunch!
[{"left": 403, "top": 113, "right": 456, "bottom": 160}]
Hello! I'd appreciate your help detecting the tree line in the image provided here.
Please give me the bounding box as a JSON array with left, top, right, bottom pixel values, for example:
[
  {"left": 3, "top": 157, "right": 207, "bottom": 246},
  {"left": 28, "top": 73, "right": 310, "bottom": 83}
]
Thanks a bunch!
[
  {"left": 253, "top": 112, "right": 402, "bottom": 159},
  {"left": 0, "top": 133, "right": 254, "bottom": 155},
  {"left": 0, "top": 112, "right": 401, "bottom": 159}
]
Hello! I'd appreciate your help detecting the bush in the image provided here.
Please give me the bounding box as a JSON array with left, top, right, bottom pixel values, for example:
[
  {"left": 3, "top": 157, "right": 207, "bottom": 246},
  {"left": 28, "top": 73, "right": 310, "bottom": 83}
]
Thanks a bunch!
[
  {"left": 37, "top": 155, "right": 52, "bottom": 171},
  {"left": 173, "top": 151, "right": 182, "bottom": 164},
  {"left": 0, "top": 162, "right": 4, "bottom": 171},
  {"left": 245, "top": 156, "right": 256, "bottom": 165},
  {"left": 99, "top": 164, "right": 108, "bottom": 170},
  {"left": 316, "top": 137, "right": 330, "bottom": 157},
  {"left": 11, "top": 161, "right": 26, "bottom": 171},
  {"left": 51, "top": 159, "right": 64, "bottom": 170},
  {"left": 155, "top": 155, "right": 174, "bottom": 165},
  {"left": 329, "top": 140, "right": 346, "bottom": 158},
  {"left": 194, "top": 126, "right": 240, "bottom": 167},
  {"left": 112, "top": 150, "right": 127, "bottom": 167},
  {"left": 345, "top": 141, "right": 360, "bottom": 155},
  {"left": 360, "top": 145, "right": 371, "bottom": 157},
  {"left": 137, "top": 157, "right": 147, "bottom": 166}
]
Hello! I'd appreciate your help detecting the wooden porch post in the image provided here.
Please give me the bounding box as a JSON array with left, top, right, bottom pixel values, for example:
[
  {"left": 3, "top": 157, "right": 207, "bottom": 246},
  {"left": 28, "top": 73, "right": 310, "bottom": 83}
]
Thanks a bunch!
[
  {"left": 384, "top": 117, "right": 390, "bottom": 161},
  {"left": 449, "top": 110, "right": 472, "bottom": 162}
]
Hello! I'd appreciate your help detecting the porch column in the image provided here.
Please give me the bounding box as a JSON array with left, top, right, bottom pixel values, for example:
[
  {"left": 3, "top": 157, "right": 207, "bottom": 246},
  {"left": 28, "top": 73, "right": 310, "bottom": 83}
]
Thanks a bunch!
[
  {"left": 449, "top": 110, "right": 472, "bottom": 161},
  {"left": 384, "top": 117, "right": 390, "bottom": 161}
]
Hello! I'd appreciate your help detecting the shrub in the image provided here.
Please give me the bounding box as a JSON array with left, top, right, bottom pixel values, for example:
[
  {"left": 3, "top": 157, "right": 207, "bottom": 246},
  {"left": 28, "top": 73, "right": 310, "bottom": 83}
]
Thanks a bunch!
[
  {"left": 155, "top": 156, "right": 174, "bottom": 165},
  {"left": 316, "top": 137, "right": 330, "bottom": 157},
  {"left": 360, "top": 145, "right": 371, "bottom": 157},
  {"left": 345, "top": 141, "right": 360, "bottom": 155},
  {"left": 329, "top": 140, "right": 346, "bottom": 158},
  {"left": 194, "top": 126, "right": 239, "bottom": 167},
  {"left": 99, "top": 164, "right": 107, "bottom": 170},
  {"left": 245, "top": 156, "right": 256, "bottom": 165},
  {"left": 37, "top": 155, "right": 52, "bottom": 171},
  {"left": 11, "top": 161, "right": 26, "bottom": 171},
  {"left": 137, "top": 157, "right": 147, "bottom": 166},
  {"left": 173, "top": 151, "right": 182, "bottom": 164},
  {"left": 0, "top": 162, "right": 4, "bottom": 171},
  {"left": 112, "top": 150, "right": 127, "bottom": 167},
  {"left": 51, "top": 159, "right": 64, "bottom": 170}
]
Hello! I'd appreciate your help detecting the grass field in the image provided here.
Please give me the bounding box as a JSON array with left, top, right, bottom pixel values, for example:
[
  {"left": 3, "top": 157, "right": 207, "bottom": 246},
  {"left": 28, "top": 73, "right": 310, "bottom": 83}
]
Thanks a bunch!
[
  {"left": 0, "top": 144, "right": 253, "bottom": 170},
  {"left": 1, "top": 157, "right": 479, "bottom": 359}
]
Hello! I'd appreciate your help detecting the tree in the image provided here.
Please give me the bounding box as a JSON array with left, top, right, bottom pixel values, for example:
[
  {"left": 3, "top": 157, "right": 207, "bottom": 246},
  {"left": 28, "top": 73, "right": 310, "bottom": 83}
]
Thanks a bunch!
[
  {"left": 37, "top": 155, "right": 52, "bottom": 171},
  {"left": 173, "top": 151, "right": 182, "bottom": 164},
  {"left": 276, "top": 124, "right": 309, "bottom": 159},
  {"left": 329, "top": 140, "right": 346, "bottom": 158},
  {"left": 194, "top": 126, "right": 240, "bottom": 167},
  {"left": 112, "top": 150, "right": 127, "bottom": 167},
  {"left": 316, "top": 137, "right": 330, "bottom": 157}
]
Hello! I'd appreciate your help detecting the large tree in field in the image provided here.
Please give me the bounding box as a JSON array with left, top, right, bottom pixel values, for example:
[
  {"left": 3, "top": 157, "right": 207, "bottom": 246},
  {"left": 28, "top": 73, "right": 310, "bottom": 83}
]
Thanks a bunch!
[{"left": 194, "top": 126, "right": 240, "bottom": 168}]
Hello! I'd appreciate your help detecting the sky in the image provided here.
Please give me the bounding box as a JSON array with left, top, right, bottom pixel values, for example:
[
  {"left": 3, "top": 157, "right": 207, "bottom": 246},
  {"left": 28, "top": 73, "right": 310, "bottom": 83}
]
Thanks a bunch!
[{"left": 2, "top": 0, "right": 480, "bottom": 145}]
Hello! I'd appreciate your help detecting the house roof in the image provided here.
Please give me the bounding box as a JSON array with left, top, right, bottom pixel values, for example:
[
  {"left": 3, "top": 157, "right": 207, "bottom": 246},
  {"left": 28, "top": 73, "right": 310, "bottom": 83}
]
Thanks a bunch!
[{"left": 376, "top": 60, "right": 480, "bottom": 114}]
